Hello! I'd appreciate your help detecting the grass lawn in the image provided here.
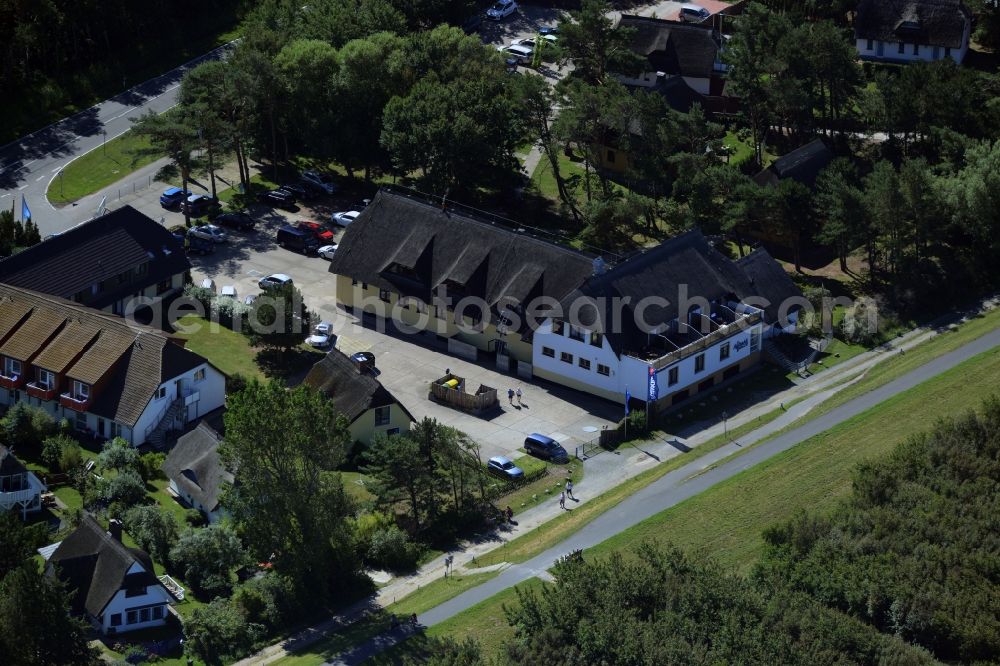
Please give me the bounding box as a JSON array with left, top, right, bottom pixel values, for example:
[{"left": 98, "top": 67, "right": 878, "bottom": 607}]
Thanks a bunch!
[
  {"left": 587, "top": 344, "right": 1000, "bottom": 572},
  {"left": 341, "top": 471, "right": 375, "bottom": 503},
  {"left": 387, "top": 571, "right": 498, "bottom": 617},
  {"left": 47, "top": 130, "right": 159, "bottom": 204},
  {"left": 493, "top": 456, "right": 583, "bottom": 515},
  {"left": 803, "top": 336, "right": 868, "bottom": 375},
  {"left": 271, "top": 616, "right": 392, "bottom": 666},
  {"left": 148, "top": 477, "right": 192, "bottom": 528},
  {"left": 173, "top": 314, "right": 264, "bottom": 380},
  {"left": 53, "top": 486, "right": 83, "bottom": 512},
  {"left": 216, "top": 172, "right": 281, "bottom": 206}
]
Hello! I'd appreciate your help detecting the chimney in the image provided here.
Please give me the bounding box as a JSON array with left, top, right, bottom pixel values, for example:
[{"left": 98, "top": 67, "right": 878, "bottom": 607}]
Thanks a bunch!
[{"left": 108, "top": 518, "right": 123, "bottom": 542}]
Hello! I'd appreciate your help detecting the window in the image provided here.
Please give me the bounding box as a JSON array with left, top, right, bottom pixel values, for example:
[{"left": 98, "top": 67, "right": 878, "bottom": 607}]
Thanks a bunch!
[
  {"left": 590, "top": 332, "right": 603, "bottom": 348},
  {"left": 387, "top": 427, "right": 400, "bottom": 436},
  {"left": 110, "top": 613, "right": 122, "bottom": 627},
  {"left": 111, "top": 422, "right": 123, "bottom": 438},
  {"left": 152, "top": 606, "right": 164, "bottom": 620},
  {"left": 379, "top": 288, "right": 391, "bottom": 303},
  {"left": 4, "top": 357, "right": 21, "bottom": 377},
  {"left": 750, "top": 329, "right": 761, "bottom": 352},
  {"left": 866, "top": 39, "right": 873, "bottom": 50},
  {"left": 193, "top": 369, "right": 206, "bottom": 382},
  {"left": 912, "top": 43, "right": 919, "bottom": 55},
  {"left": 694, "top": 354, "right": 705, "bottom": 373},
  {"left": 597, "top": 363, "right": 610, "bottom": 376},
  {"left": 125, "top": 585, "right": 145, "bottom": 598},
  {"left": 37, "top": 369, "right": 54, "bottom": 389},
  {"left": 579, "top": 358, "right": 591, "bottom": 370},
  {"left": 140, "top": 608, "right": 150, "bottom": 623},
  {"left": 668, "top": 367, "right": 679, "bottom": 386},
  {"left": 568, "top": 325, "right": 585, "bottom": 342},
  {"left": 75, "top": 412, "right": 87, "bottom": 431},
  {"left": 542, "top": 346, "right": 555, "bottom": 358},
  {"left": 552, "top": 320, "right": 564, "bottom": 335},
  {"left": 898, "top": 42, "right": 905, "bottom": 54},
  {"left": 945, "top": 46, "right": 952, "bottom": 57},
  {"left": 72, "top": 380, "right": 90, "bottom": 400},
  {"left": 560, "top": 352, "right": 573, "bottom": 364},
  {"left": 719, "top": 342, "right": 730, "bottom": 361},
  {"left": 374, "top": 406, "right": 391, "bottom": 426},
  {"left": 156, "top": 387, "right": 166, "bottom": 400},
  {"left": 126, "top": 610, "right": 138, "bottom": 625}
]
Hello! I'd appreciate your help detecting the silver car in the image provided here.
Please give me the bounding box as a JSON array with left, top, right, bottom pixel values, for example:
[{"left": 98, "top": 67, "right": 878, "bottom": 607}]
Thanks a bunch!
[{"left": 189, "top": 224, "right": 227, "bottom": 243}]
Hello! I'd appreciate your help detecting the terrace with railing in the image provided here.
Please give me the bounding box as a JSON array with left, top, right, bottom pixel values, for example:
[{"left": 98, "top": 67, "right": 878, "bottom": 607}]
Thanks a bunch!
[{"left": 625, "top": 304, "right": 763, "bottom": 370}]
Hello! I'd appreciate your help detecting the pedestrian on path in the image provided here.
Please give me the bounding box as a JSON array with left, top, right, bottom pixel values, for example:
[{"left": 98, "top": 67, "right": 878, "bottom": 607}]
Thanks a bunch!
[
  {"left": 516, "top": 387, "right": 523, "bottom": 405},
  {"left": 508, "top": 388, "right": 514, "bottom": 404},
  {"left": 559, "top": 491, "right": 566, "bottom": 509},
  {"left": 566, "top": 479, "right": 574, "bottom": 500}
]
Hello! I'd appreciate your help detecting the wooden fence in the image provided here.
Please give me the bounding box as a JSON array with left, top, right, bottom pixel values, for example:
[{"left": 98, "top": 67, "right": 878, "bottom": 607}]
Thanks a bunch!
[{"left": 428, "top": 374, "right": 499, "bottom": 414}]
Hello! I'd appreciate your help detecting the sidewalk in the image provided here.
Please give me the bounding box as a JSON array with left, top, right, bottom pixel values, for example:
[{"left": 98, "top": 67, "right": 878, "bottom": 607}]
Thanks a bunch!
[{"left": 236, "top": 296, "right": 999, "bottom": 665}]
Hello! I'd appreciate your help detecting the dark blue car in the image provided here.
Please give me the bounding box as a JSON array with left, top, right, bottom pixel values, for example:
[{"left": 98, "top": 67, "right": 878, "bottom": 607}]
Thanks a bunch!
[{"left": 160, "top": 187, "right": 190, "bottom": 208}]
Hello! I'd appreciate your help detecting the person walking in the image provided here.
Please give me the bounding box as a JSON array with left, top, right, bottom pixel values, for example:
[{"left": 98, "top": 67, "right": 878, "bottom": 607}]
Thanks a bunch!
[
  {"left": 507, "top": 387, "right": 515, "bottom": 404},
  {"left": 515, "top": 387, "right": 523, "bottom": 405},
  {"left": 566, "top": 479, "right": 574, "bottom": 500},
  {"left": 559, "top": 490, "right": 566, "bottom": 509}
]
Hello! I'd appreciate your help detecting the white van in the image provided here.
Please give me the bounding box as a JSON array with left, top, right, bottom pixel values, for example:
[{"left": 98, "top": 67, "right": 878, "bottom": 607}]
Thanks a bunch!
[
  {"left": 679, "top": 3, "right": 710, "bottom": 22},
  {"left": 501, "top": 44, "right": 534, "bottom": 65}
]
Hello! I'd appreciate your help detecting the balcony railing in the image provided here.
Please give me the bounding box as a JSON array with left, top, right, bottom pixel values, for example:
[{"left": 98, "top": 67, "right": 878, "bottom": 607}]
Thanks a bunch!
[
  {"left": 26, "top": 382, "right": 58, "bottom": 401},
  {"left": 627, "top": 310, "right": 764, "bottom": 370},
  {"left": 59, "top": 392, "right": 91, "bottom": 412},
  {"left": 0, "top": 372, "right": 24, "bottom": 390}
]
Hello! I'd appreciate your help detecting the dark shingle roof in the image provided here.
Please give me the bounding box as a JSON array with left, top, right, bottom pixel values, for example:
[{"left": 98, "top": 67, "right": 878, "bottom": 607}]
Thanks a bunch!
[
  {"left": 327, "top": 189, "right": 595, "bottom": 311},
  {"left": 653, "top": 76, "right": 706, "bottom": 113},
  {"left": 754, "top": 139, "right": 834, "bottom": 189},
  {"left": 303, "top": 350, "right": 413, "bottom": 425},
  {"left": 0, "top": 206, "right": 189, "bottom": 309},
  {"left": 855, "top": 0, "right": 970, "bottom": 49},
  {"left": 47, "top": 515, "right": 169, "bottom": 618},
  {"left": 559, "top": 230, "right": 801, "bottom": 353},
  {"left": 736, "top": 248, "right": 803, "bottom": 320},
  {"left": 0, "top": 284, "right": 211, "bottom": 426},
  {"left": 618, "top": 15, "right": 719, "bottom": 79},
  {"left": 0, "top": 445, "right": 28, "bottom": 476},
  {"left": 161, "top": 422, "right": 232, "bottom": 513}
]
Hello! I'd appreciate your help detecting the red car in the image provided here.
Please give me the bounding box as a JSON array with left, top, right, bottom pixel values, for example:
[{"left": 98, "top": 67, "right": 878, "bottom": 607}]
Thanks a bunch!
[{"left": 296, "top": 221, "right": 334, "bottom": 243}]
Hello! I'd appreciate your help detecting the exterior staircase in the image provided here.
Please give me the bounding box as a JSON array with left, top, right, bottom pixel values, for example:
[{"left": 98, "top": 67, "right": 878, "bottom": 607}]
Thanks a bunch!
[
  {"left": 763, "top": 336, "right": 828, "bottom": 376},
  {"left": 146, "top": 398, "right": 185, "bottom": 450}
]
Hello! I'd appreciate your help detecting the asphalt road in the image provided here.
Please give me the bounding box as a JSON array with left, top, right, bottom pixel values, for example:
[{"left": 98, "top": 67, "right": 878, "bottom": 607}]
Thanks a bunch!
[
  {"left": 0, "top": 42, "right": 234, "bottom": 237},
  {"left": 321, "top": 324, "right": 1000, "bottom": 664}
]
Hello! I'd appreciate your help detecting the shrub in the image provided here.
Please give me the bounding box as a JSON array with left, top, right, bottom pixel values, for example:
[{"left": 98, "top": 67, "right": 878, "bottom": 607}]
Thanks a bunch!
[
  {"left": 225, "top": 373, "right": 248, "bottom": 396},
  {"left": 41, "top": 434, "right": 76, "bottom": 472},
  {"left": 184, "top": 508, "right": 206, "bottom": 527},
  {"left": 366, "top": 525, "right": 420, "bottom": 572},
  {"left": 839, "top": 297, "right": 883, "bottom": 346},
  {"left": 59, "top": 441, "right": 83, "bottom": 474},
  {"left": 183, "top": 285, "right": 215, "bottom": 314},
  {"left": 99, "top": 470, "right": 147, "bottom": 508},
  {"left": 169, "top": 525, "right": 247, "bottom": 598},
  {"left": 138, "top": 452, "right": 166, "bottom": 483},
  {"left": 231, "top": 574, "right": 298, "bottom": 630},
  {"left": 184, "top": 599, "right": 262, "bottom": 664},
  {"left": 124, "top": 505, "right": 178, "bottom": 564},
  {"left": 1, "top": 403, "right": 55, "bottom": 453},
  {"left": 98, "top": 438, "right": 140, "bottom": 473}
]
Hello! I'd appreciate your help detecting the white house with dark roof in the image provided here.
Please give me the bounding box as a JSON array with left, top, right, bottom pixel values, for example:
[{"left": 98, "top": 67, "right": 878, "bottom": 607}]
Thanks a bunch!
[
  {"left": 162, "top": 421, "right": 232, "bottom": 523},
  {"left": 854, "top": 0, "right": 972, "bottom": 64},
  {"left": 45, "top": 516, "right": 176, "bottom": 634},
  {"left": 0, "top": 283, "right": 225, "bottom": 447},
  {"left": 0, "top": 445, "right": 45, "bottom": 518},
  {"left": 0, "top": 205, "right": 189, "bottom": 317},
  {"left": 614, "top": 15, "right": 724, "bottom": 94}
]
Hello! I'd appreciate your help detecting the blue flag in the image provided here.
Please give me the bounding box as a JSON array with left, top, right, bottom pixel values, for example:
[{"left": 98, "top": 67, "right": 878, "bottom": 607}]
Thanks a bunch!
[
  {"left": 647, "top": 366, "right": 658, "bottom": 402},
  {"left": 21, "top": 196, "right": 31, "bottom": 222},
  {"left": 624, "top": 387, "right": 630, "bottom": 416}
]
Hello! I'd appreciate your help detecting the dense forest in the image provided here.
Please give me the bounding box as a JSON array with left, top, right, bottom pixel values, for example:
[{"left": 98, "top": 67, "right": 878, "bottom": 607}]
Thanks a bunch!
[{"left": 456, "top": 397, "right": 1000, "bottom": 664}]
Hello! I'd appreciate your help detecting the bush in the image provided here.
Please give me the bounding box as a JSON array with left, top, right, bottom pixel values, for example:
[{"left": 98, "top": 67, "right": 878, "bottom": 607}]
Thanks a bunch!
[
  {"left": 59, "top": 441, "right": 83, "bottom": 474},
  {"left": 169, "top": 525, "right": 247, "bottom": 598},
  {"left": 41, "top": 434, "right": 77, "bottom": 472},
  {"left": 183, "top": 285, "right": 215, "bottom": 314},
  {"left": 231, "top": 573, "right": 299, "bottom": 630},
  {"left": 839, "top": 297, "right": 885, "bottom": 346},
  {"left": 138, "top": 452, "right": 166, "bottom": 483},
  {"left": 367, "top": 525, "right": 420, "bottom": 572},
  {"left": 184, "top": 508, "right": 207, "bottom": 527},
  {"left": 124, "top": 505, "right": 178, "bottom": 564},
  {"left": 98, "top": 438, "right": 140, "bottom": 474},
  {"left": 184, "top": 599, "right": 262, "bottom": 665},
  {"left": 225, "top": 373, "right": 248, "bottom": 396},
  {"left": 99, "top": 470, "right": 147, "bottom": 508},
  {"left": 627, "top": 410, "right": 648, "bottom": 437},
  {"left": 1, "top": 403, "right": 55, "bottom": 453}
]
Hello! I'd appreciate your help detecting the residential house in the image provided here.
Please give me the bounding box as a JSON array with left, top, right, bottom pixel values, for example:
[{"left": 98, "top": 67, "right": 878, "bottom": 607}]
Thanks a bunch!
[
  {"left": 45, "top": 516, "right": 176, "bottom": 634},
  {"left": 0, "top": 444, "right": 45, "bottom": 518},
  {"left": 329, "top": 188, "right": 802, "bottom": 408},
  {"left": 162, "top": 421, "right": 232, "bottom": 524},
  {"left": 0, "top": 283, "right": 225, "bottom": 447},
  {"left": 533, "top": 230, "right": 801, "bottom": 407},
  {"left": 327, "top": 188, "right": 596, "bottom": 376},
  {"left": 855, "top": 0, "right": 972, "bottom": 64},
  {"left": 615, "top": 15, "right": 724, "bottom": 95},
  {"left": 0, "top": 205, "right": 189, "bottom": 317},
  {"left": 303, "top": 349, "right": 415, "bottom": 444}
]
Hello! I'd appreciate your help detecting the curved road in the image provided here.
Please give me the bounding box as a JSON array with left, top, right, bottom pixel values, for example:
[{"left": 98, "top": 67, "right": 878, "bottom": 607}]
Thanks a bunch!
[
  {"left": 326, "top": 325, "right": 1000, "bottom": 664},
  {"left": 0, "top": 42, "right": 234, "bottom": 238}
]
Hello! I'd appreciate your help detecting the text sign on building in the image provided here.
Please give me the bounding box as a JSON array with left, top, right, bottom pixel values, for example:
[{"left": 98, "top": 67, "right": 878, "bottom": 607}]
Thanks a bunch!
[{"left": 734, "top": 336, "right": 750, "bottom": 353}]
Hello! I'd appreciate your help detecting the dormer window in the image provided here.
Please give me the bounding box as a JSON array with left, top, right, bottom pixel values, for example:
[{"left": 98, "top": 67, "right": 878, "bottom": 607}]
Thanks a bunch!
[
  {"left": 72, "top": 380, "right": 90, "bottom": 401},
  {"left": 4, "top": 358, "right": 21, "bottom": 378},
  {"left": 552, "top": 320, "right": 565, "bottom": 336},
  {"left": 37, "top": 369, "right": 55, "bottom": 390}
]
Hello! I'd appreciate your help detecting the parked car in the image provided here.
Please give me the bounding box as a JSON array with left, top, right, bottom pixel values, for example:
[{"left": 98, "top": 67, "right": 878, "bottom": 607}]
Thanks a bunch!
[
  {"left": 276, "top": 225, "right": 319, "bottom": 254},
  {"left": 350, "top": 351, "right": 375, "bottom": 365},
  {"left": 524, "top": 433, "right": 569, "bottom": 462},
  {"left": 487, "top": 456, "right": 524, "bottom": 480},
  {"left": 538, "top": 26, "right": 559, "bottom": 36},
  {"left": 257, "top": 189, "right": 297, "bottom": 210},
  {"left": 307, "top": 331, "right": 332, "bottom": 348},
  {"left": 183, "top": 194, "right": 221, "bottom": 218},
  {"left": 486, "top": 0, "right": 517, "bottom": 20},
  {"left": 200, "top": 278, "right": 216, "bottom": 292},
  {"left": 188, "top": 224, "right": 227, "bottom": 243},
  {"left": 296, "top": 220, "right": 335, "bottom": 243},
  {"left": 331, "top": 210, "right": 360, "bottom": 227},
  {"left": 214, "top": 211, "right": 255, "bottom": 231},
  {"left": 160, "top": 187, "right": 190, "bottom": 208},
  {"left": 280, "top": 182, "right": 311, "bottom": 200},
  {"left": 679, "top": 3, "right": 710, "bottom": 22},
  {"left": 186, "top": 236, "right": 215, "bottom": 256},
  {"left": 220, "top": 285, "right": 238, "bottom": 299},
  {"left": 315, "top": 320, "right": 334, "bottom": 336},
  {"left": 500, "top": 44, "right": 534, "bottom": 64},
  {"left": 318, "top": 244, "right": 338, "bottom": 260},
  {"left": 258, "top": 273, "right": 293, "bottom": 290},
  {"left": 244, "top": 294, "right": 258, "bottom": 306},
  {"left": 300, "top": 170, "right": 337, "bottom": 194}
]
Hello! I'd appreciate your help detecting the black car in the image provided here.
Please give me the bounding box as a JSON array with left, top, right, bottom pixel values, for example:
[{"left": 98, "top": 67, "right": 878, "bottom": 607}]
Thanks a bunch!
[
  {"left": 524, "top": 433, "right": 569, "bottom": 462},
  {"left": 257, "top": 189, "right": 296, "bottom": 210},
  {"left": 279, "top": 182, "right": 311, "bottom": 200},
  {"left": 214, "top": 212, "right": 255, "bottom": 231}
]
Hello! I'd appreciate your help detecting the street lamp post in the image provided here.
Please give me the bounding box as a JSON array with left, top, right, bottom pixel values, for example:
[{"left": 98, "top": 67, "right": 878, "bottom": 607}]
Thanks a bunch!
[
  {"left": 722, "top": 410, "right": 728, "bottom": 441},
  {"left": 58, "top": 170, "right": 64, "bottom": 199}
]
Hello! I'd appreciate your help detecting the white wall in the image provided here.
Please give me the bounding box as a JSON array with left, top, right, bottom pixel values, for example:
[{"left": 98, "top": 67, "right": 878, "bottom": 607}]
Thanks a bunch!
[
  {"left": 856, "top": 35, "right": 968, "bottom": 64},
  {"left": 132, "top": 362, "right": 225, "bottom": 447},
  {"left": 532, "top": 320, "right": 621, "bottom": 395},
  {"left": 100, "top": 561, "right": 173, "bottom": 634}
]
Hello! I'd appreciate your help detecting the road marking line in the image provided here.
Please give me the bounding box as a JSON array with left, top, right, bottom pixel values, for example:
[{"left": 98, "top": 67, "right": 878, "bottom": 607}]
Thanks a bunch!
[{"left": 36, "top": 174, "right": 46, "bottom": 182}]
